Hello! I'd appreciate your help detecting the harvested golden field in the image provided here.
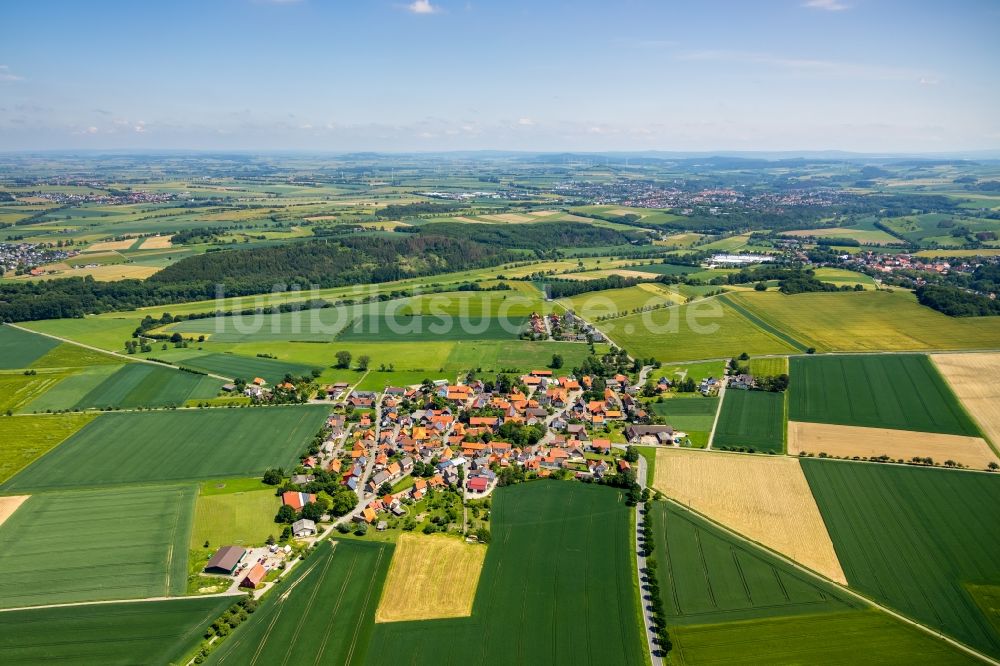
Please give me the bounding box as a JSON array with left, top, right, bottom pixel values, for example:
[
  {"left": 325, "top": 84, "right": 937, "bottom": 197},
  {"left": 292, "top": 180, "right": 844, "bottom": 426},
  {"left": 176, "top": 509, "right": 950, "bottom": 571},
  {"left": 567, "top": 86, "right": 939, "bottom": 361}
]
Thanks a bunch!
[
  {"left": 653, "top": 448, "right": 846, "bottom": 584},
  {"left": 86, "top": 238, "right": 136, "bottom": 252},
  {"left": 139, "top": 234, "right": 173, "bottom": 249},
  {"left": 481, "top": 213, "right": 534, "bottom": 223},
  {"left": 933, "top": 353, "right": 1000, "bottom": 448},
  {"left": 0, "top": 495, "right": 29, "bottom": 527},
  {"left": 788, "top": 421, "right": 999, "bottom": 470},
  {"left": 528, "top": 209, "right": 559, "bottom": 217},
  {"left": 375, "top": 533, "right": 486, "bottom": 623}
]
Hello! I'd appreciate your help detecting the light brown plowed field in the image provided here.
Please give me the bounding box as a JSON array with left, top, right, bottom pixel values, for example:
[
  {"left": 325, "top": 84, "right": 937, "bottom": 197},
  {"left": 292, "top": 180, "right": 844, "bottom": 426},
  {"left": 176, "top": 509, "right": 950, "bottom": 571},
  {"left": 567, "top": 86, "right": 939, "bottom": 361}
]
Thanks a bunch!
[
  {"left": 0, "top": 495, "right": 29, "bottom": 527},
  {"left": 933, "top": 353, "right": 1000, "bottom": 449},
  {"left": 86, "top": 238, "right": 136, "bottom": 252},
  {"left": 140, "top": 234, "right": 173, "bottom": 249},
  {"left": 375, "top": 533, "right": 486, "bottom": 622},
  {"left": 653, "top": 448, "right": 846, "bottom": 584},
  {"left": 788, "top": 421, "right": 999, "bottom": 470}
]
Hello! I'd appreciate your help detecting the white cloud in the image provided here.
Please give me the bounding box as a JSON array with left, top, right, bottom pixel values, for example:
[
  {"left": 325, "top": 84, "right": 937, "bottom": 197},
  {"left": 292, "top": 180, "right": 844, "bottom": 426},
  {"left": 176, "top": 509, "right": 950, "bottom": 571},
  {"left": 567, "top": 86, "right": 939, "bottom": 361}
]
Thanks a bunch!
[
  {"left": 0, "top": 65, "right": 23, "bottom": 82},
  {"left": 134, "top": 121, "right": 147, "bottom": 134},
  {"left": 517, "top": 117, "right": 534, "bottom": 126},
  {"left": 405, "top": 0, "right": 440, "bottom": 14},
  {"left": 803, "top": 0, "right": 849, "bottom": 10},
  {"left": 919, "top": 77, "right": 939, "bottom": 86}
]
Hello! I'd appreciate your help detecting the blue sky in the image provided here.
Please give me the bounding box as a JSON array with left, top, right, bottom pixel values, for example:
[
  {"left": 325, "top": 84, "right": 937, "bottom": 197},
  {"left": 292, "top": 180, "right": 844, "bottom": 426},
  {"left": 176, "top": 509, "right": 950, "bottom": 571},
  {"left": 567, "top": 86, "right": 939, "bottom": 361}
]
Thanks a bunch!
[{"left": 1, "top": 0, "right": 998, "bottom": 152}]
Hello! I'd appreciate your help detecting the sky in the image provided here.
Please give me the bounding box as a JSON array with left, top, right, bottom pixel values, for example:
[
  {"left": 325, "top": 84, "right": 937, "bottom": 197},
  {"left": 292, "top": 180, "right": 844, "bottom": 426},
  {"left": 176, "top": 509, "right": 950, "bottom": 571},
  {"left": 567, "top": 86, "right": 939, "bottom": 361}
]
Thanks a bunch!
[{"left": 1, "top": 0, "right": 998, "bottom": 153}]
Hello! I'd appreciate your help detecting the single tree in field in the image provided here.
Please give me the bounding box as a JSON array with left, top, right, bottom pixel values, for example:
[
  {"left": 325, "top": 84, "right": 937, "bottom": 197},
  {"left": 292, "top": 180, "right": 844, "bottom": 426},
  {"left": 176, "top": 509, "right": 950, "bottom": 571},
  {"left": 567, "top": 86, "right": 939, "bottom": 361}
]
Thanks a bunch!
[
  {"left": 335, "top": 350, "right": 352, "bottom": 369},
  {"left": 550, "top": 353, "right": 563, "bottom": 369},
  {"left": 357, "top": 355, "right": 371, "bottom": 371}
]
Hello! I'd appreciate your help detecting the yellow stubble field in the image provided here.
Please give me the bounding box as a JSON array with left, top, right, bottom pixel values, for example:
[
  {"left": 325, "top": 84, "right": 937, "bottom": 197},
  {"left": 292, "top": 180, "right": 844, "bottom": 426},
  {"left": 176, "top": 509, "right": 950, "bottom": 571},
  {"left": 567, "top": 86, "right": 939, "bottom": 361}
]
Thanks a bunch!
[{"left": 653, "top": 448, "right": 846, "bottom": 584}]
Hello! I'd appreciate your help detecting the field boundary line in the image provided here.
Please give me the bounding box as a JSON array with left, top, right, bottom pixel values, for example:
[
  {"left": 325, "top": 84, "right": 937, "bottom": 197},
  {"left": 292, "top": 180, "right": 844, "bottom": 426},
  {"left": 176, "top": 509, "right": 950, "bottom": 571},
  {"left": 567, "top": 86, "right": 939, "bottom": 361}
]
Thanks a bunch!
[
  {"left": 3, "top": 323, "right": 233, "bottom": 381},
  {"left": 0, "top": 590, "right": 242, "bottom": 613},
  {"left": 718, "top": 294, "right": 810, "bottom": 352},
  {"left": 657, "top": 496, "right": 999, "bottom": 666}
]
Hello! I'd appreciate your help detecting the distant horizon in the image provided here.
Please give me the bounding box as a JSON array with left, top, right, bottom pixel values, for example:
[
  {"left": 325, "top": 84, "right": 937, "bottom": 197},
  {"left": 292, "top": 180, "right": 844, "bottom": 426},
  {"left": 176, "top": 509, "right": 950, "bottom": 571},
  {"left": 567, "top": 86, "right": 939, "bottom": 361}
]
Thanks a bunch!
[{"left": 3, "top": 147, "right": 1000, "bottom": 160}]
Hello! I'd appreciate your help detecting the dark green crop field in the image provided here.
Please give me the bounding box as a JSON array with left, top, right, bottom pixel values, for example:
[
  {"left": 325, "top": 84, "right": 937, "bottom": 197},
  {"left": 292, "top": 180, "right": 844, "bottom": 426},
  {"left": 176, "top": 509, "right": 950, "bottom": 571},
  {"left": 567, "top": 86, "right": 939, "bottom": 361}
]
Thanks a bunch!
[
  {"left": 789, "top": 354, "right": 980, "bottom": 435},
  {"left": 207, "top": 539, "right": 391, "bottom": 666},
  {"left": 0, "top": 326, "right": 60, "bottom": 369},
  {"left": 336, "top": 314, "right": 527, "bottom": 342},
  {"left": 652, "top": 501, "right": 858, "bottom": 626},
  {"left": 1, "top": 405, "right": 329, "bottom": 491},
  {"left": 177, "top": 352, "right": 318, "bottom": 383},
  {"left": 670, "top": 610, "right": 980, "bottom": 665},
  {"left": 713, "top": 390, "right": 785, "bottom": 453},
  {"left": 803, "top": 460, "right": 1000, "bottom": 658},
  {"left": 366, "top": 482, "right": 645, "bottom": 666},
  {"left": 71, "top": 363, "right": 223, "bottom": 410},
  {"left": 0, "top": 485, "right": 194, "bottom": 608},
  {"left": 0, "top": 596, "right": 231, "bottom": 666}
]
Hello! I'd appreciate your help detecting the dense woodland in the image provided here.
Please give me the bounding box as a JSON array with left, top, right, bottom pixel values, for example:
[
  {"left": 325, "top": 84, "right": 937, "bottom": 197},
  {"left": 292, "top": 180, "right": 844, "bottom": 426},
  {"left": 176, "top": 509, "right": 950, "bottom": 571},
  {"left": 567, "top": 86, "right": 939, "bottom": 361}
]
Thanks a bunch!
[
  {"left": 404, "top": 221, "right": 638, "bottom": 252},
  {"left": 0, "top": 223, "right": 635, "bottom": 322}
]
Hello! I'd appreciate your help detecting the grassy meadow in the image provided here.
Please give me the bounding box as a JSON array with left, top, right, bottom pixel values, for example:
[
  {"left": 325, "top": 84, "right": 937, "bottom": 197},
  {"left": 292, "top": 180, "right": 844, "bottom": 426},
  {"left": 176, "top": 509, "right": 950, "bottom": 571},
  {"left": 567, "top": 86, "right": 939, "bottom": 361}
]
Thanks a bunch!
[
  {"left": 606, "top": 298, "right": 797, "bottom": 363},
  {"left": 0, "top": 413, "right": 96, "bottom": 484},
  {"left": 1, "top": 405, "right": 329, "bottom": 492}
]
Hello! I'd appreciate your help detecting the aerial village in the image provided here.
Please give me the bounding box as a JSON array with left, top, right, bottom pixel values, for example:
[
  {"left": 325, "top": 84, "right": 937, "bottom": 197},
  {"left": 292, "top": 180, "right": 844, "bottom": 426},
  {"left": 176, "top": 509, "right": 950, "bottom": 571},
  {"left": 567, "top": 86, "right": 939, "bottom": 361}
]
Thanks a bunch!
[{"left": 196, "top": 339, "right": 759, "bottom": 595}]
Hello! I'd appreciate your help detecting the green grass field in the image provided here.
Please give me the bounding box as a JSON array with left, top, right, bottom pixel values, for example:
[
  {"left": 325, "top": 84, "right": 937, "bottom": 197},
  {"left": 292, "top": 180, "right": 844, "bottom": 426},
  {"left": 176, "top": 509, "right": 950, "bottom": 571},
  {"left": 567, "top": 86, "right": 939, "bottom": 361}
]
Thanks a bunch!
[
  {"left": 652, "top": 501, "right": 858, "bottom": 625},
  {"left": 207, "top": 539, "right": 391, "bottom": 666},
  {"left": 0, "top": 371, "right": 70, "bottom": 413},
  {"left": 21, "top": 316, "right": 139, "bottom": 354},
  {"left": 748, "top": 356, "right": 788, "bottom": 377},
  {"left": 670, "top": 610, "right": 980, "bottom": 665},
  {"left": 367, "top": 482, "right": 645, "bottom": 665},
  {"left": 336, "top": 314, "right": 526, "bottom": 342},
  {"left": 790, "top": 354, "right": 980, "bottom": 435},
  {"left": 607, "top": 299, "right": 797, "bottom": 363},
  {"left": 649, "top": 396, "right": 718, "bottom": 436},
  {"left": 558, "top": 285, "right": 677, "bottom": 320},
  {"left": 176, "top": 352, "right": 318, "bottom": 383},
  {"left": 0, "top": 326, "right": 60, "bottom": 369},
  {"left": 0, "top": 413, "right": 96, "bottom": 483},
  {"left": 713, "top": 390, "right": 785, "bottom": 452},
  {"left": 1, "top": 405, "right": 329, "bottom": 492},
  {"left": 813, "top": 267, "right": 878, "bottom": 288},
  {"left": 20, "top": 364, "right": 123, "bottom": 413},
  {"left": 0, "top": 596, "right": 233, "bottom": 666},
  {"left": 28, "top": 342, "right": 122, "bottom": 368},
  {"left": 0, "top": 485, "right": 195, "bottom": 608},
  {"left": 190, "top": 487, "right": 281, "bottom": 550},
  {"left": 728, "top": 290, "right": 1000, "bottom": 353},
  {"left": 803, "top": 460, "right": 1000, "bottom": 658},
  {"left": 70, "top": 363, "right": 223, "bottom": 410}
]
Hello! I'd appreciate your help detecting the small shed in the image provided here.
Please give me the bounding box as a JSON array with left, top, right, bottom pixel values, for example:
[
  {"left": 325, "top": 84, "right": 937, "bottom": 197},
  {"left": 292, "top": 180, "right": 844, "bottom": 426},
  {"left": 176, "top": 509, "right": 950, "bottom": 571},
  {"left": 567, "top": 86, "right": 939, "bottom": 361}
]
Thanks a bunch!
[{"left": 240, "top": 563, "right": 267, "bottom": 589}]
